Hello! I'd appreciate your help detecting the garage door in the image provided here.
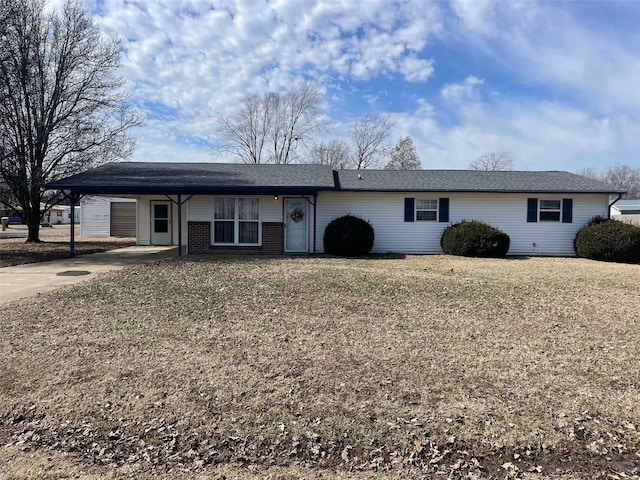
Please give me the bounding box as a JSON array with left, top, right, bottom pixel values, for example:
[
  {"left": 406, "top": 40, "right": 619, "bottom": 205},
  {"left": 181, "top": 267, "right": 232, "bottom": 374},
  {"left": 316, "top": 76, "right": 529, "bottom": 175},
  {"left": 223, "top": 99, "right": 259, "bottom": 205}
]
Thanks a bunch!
[{"left": 110, "top": 202, "right": 136, "bottom": 237}]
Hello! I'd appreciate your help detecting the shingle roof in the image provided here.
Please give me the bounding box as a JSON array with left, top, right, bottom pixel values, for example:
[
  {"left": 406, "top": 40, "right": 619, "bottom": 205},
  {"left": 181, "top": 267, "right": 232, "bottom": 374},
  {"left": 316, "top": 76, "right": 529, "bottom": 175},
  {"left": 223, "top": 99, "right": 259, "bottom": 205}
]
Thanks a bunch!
[
  {"left": 46, "top": 162, "right": 625, "bottom": 195},
  {"left": 46, "top": 162, "right": 336, "bottom": 195},
  {"left": 336, "top": 169, "right": 624, "bottom": 194}
]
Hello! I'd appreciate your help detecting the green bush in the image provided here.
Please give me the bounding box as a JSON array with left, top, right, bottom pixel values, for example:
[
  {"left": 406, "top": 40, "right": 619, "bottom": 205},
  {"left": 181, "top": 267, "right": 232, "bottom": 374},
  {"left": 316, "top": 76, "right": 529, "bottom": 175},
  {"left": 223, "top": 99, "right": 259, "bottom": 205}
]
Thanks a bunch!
[
  {"left": 586, "top": 215, "right": 609, "bottom": 227},
  {"left": 440, "top": 220, "right": 510, "bottom": 257},
  {"left": 323, "top": 215, "right": 374, "bottom": 257},
  {"left": 574, "top": 219, "right": 640, "bottom": 263}
]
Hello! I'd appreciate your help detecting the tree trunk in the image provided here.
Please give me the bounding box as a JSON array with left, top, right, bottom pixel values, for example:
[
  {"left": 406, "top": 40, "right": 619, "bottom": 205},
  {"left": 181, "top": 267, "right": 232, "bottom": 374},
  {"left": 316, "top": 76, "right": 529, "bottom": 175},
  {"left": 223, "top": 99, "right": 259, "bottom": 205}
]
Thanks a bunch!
[{"left": 26, "top": 203, "right": 42, "bottom": 243}]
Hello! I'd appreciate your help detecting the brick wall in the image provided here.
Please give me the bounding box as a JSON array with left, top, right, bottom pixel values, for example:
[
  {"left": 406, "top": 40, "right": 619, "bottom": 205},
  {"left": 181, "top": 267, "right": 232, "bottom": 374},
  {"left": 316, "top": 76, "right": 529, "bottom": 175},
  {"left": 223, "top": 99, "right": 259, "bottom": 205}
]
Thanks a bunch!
[
  {"left": 187, "top": 221, "right": 211, "bottom": 254},
  {"left": 187, "top": 221, "right": 284, "bottom": 255}
]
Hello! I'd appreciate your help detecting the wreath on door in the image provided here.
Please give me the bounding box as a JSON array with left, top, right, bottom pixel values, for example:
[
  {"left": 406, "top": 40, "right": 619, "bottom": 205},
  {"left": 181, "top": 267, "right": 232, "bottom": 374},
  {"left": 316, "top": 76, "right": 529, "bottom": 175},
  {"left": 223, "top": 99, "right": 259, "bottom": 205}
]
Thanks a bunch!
[{"left": 290, "top": 207, "right": 304, "bottom": 223}]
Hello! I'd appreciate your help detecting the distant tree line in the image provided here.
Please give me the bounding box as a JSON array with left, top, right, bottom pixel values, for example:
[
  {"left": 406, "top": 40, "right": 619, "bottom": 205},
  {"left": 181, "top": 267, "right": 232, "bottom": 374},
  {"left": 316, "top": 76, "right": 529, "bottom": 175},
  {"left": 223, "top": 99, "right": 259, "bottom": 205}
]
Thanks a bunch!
[
  {"left": 215, "top": 83, "right": 421, "bottom": 170},
  {"left": 467, "top": 153, "right": 639, "bottom": 199},
  {"left": 577, "top": 165, "right": 640, "bottom": 199}
]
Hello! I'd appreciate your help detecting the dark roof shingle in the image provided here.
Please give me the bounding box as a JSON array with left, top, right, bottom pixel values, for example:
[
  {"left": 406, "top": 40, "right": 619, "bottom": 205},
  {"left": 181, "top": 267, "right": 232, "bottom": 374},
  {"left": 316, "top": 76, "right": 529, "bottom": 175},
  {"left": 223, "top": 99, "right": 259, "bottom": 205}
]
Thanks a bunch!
[
  {"left": 46, "top": 162, "right": 625, "bottom": 195},
  {"left": 336, "top": 169, "right": 623, "bottom": 194},
  {"left": 46, "top": 162, "right": 336, "bottom": 194}
]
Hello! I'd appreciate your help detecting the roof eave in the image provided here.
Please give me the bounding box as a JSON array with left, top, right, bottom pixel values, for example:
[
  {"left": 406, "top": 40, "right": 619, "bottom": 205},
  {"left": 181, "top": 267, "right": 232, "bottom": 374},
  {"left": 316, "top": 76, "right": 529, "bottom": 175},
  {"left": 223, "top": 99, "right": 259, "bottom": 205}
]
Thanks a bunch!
[
  {"left": 44, "top": 184, "right": 335, "bottom": 195},
  {"left": 336, "top": 188, "right": 625, "bottom": 194}
]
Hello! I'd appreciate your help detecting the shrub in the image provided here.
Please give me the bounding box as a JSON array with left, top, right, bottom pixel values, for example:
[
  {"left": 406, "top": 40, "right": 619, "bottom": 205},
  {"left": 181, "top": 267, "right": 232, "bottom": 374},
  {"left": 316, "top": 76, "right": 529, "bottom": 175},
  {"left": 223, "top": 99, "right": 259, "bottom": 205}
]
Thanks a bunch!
[
  {"left": 440, "top": 220, "right": 510, "bottom": 257},
  {"left": 574, "top": 219, "right": 640, "bottom": 263},
  {"left": 586, "top": 215, "right": 609, "bottom": 227},
  {"left": 323, "top": 215, "right": 374, "bottom": 257}
]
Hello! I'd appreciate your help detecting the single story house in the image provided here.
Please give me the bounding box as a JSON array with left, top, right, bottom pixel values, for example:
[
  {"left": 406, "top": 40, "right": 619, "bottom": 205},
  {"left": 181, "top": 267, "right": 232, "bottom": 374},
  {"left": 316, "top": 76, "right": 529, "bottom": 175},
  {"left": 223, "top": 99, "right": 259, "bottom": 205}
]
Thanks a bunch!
[
  {"left": 41, "top": 204, "right": 80, "bottom": 225},
  {"left": 610, "top": 199, "right": 640, "bottom": 225},
  {"left": 81, "top": 196, "right": 137, "bottom": 237},
  {"left": 46, "top": 162, "right": 624, "bottom": 257}
]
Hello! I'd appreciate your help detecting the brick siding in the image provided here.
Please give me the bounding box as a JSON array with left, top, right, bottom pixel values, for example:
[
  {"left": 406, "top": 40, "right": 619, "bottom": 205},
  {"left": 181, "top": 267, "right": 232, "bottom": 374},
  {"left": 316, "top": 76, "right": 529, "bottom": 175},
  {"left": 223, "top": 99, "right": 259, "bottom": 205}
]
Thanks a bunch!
[{"left": 187, "top": 221, "right": 284, "bottom": 255}]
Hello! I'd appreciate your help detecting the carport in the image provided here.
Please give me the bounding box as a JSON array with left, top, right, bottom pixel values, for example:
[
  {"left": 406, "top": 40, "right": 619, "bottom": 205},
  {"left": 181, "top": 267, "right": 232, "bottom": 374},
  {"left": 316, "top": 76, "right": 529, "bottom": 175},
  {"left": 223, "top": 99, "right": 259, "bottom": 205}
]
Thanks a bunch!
[{"left": 45, "top": 162, "right": 337, "bottom": 258}]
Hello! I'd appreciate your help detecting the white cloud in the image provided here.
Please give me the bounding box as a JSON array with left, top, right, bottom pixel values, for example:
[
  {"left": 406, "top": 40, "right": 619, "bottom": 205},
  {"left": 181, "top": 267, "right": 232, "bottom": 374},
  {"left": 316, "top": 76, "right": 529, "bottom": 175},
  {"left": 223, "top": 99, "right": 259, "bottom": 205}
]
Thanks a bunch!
[
  {"left": 79, "top": 0, "right": 640, "bottom": 172},
  {"left": 393, "top": 94, "right": 640, "bottom": 171},
  {"left": 441, "top": 76, "right": 485, "bottom": 103},
  {"left": 449, "top": 1, "right": 640, "bottom": 114},
  {"left": 91, "top": 0, "right": 444, "bottom": 161}
]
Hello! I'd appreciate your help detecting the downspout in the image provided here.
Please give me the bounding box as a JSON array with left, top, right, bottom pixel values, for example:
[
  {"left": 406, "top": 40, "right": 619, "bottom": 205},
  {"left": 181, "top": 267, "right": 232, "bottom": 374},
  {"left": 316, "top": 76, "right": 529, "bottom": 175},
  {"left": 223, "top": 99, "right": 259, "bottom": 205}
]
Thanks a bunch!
[
  {"left": 177, "top": 193, "right": 182, "bottom": 257},
  {"left": 313, "top": 191, "right": 318, "bottom": 254},
  {"left": 608, "top": 193, "right": 623, "bottom": 219}
]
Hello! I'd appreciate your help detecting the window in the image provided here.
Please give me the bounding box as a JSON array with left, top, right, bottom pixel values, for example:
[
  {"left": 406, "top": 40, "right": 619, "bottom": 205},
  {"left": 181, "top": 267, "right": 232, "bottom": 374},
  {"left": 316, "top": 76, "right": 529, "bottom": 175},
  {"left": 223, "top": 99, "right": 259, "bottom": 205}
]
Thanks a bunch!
[
  {"left": 416, "top": 199, "right": 437, "bottom": 221},
  {"left": 539, "top": 199, "right": 561, "bottom": 222},
  {"left": 213, "top": 198, "right": 260, "bottom": 244}
]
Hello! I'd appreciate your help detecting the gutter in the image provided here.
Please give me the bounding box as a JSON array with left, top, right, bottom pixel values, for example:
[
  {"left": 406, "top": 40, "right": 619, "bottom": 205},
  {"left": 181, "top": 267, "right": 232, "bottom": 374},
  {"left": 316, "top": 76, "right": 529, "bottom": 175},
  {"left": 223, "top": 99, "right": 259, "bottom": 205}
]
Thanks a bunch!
[{"left": 608, "top": 193, "right": 624, "bottom": 219}]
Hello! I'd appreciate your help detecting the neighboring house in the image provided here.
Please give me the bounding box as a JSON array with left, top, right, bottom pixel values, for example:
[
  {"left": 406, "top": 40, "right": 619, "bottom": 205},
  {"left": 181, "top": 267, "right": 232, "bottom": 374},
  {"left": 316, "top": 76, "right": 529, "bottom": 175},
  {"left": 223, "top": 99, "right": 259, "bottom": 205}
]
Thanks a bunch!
[
  {"left": 610, "top": 199, "right": 640, "bottom": 226},
  {"left": 46, "top": 163, "right": 624, "bottom": 256},
  {"left": 81, "top": 196, "right": 137, "bottom": 237},
  {"left": 41, "top": 204, "right": 80, "bottom": 225}
]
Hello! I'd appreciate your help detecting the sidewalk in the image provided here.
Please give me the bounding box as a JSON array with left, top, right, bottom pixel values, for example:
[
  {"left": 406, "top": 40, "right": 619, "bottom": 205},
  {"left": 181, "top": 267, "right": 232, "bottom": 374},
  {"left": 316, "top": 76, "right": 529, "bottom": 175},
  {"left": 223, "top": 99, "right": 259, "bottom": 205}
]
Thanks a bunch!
[{"left": 0, "top": 246, "right": 177, "bottom": 303}]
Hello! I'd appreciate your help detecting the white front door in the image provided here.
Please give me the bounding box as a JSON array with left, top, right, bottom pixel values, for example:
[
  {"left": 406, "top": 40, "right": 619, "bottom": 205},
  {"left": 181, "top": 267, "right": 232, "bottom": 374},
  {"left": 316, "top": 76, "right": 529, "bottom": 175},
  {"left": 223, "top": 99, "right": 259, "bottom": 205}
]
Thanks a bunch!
[
  {"left": 285, "top": 198, "right": 308, "bottom": 253},
  {"left": 151, "top": 201, "right": 171, "bottom": 245}
]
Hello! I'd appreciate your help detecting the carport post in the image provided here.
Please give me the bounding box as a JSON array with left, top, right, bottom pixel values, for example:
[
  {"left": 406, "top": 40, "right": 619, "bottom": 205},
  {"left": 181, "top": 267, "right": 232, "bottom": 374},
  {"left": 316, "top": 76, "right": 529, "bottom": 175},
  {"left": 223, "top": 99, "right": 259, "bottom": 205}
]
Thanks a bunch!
[
  {"left": 69, "top": 191, "right": 77, "bottom": 258},
  {"left": 313, "top": 191, "right": 317, "bottom": 254}
]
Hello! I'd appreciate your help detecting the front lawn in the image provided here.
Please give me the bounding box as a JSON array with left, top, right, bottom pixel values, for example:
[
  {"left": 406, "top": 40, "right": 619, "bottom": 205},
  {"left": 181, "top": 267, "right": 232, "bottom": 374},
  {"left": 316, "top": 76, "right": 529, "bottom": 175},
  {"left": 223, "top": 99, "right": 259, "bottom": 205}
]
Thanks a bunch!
[
  {"left": 1, "top": 256, "right": 638, "bottom": 479},
  {"left": 0, "top": 234, "right": 135, "bottom": 267}
]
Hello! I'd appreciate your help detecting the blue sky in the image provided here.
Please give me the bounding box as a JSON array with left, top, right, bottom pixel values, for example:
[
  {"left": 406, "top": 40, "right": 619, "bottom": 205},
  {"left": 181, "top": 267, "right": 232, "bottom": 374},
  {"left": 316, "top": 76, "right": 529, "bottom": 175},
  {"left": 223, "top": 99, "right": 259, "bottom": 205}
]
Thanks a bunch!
[{"left": 83, "top": 0, "right": 640, "bottom": 171}]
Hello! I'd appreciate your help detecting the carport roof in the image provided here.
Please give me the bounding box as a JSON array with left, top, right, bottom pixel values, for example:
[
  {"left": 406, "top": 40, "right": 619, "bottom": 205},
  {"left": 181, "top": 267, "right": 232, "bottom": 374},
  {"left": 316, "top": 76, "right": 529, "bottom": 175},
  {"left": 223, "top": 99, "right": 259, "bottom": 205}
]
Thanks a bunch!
[{"left": 46, "top": 162, "right": 337, "bottom": 195}]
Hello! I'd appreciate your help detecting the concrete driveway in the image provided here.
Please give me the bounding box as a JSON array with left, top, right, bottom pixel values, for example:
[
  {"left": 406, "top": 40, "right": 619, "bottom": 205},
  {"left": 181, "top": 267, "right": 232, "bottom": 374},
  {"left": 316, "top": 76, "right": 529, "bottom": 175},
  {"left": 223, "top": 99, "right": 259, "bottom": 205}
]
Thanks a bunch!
[{"left": 0, "top": 246, "right": 177, "bottom": 304}]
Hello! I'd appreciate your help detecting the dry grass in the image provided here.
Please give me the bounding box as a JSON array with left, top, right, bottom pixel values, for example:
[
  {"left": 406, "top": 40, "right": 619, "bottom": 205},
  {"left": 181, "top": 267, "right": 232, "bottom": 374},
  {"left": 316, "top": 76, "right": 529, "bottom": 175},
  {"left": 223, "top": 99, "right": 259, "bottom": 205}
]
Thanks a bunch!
[
  {"left": 1, "top": 255, "right": 639, "bottom": 479},
  {"left": 0, "top": 229, "right": 135, "bottom": 267}
]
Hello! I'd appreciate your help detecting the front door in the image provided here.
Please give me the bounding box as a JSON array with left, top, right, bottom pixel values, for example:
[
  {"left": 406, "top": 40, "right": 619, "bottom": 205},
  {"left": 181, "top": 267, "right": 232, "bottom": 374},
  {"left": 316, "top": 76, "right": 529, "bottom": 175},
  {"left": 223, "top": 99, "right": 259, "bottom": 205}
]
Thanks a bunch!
[
  {"left": 151, "top": 201, "right": 171, "bottom": 245},
  {"left": 285, "top": 198, "right": 308, "bottom": 253}
]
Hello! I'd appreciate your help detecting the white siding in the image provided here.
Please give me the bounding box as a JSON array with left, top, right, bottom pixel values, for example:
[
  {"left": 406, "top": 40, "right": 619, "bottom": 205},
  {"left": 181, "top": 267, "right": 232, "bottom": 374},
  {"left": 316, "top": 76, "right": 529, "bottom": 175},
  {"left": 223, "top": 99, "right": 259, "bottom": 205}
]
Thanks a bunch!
[
  {"left": 612, "top": 212, "right": 640, "bottom": 226},
  {"left": 262, "top": 196, "right": 282, "bottom": 222},
  {"left": 316, "top": 192, "right": 609, "bottom": 256},
  {"left": 137, "top": 197, "right": 151, "bottom": 245},
  {"left": 137, "top": 196, "right": 187, "bottom": 247},
  {"left": 81, "top": 197, "right": 135, "bottom": 237},
  {"left": 188, "top": 196, "right": 212, "bottom": 221},
  {"left": 187, "top": 195, "right": 282, "bottom": 223}
]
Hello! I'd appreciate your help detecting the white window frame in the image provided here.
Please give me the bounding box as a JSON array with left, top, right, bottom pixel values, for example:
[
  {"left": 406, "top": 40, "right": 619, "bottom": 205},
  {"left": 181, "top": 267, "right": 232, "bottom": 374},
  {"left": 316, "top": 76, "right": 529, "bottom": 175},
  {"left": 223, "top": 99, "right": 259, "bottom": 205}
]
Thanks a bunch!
[
  {"left": 539, "top": 199, "right": 561, "bottom": 222},
  {"left": 212, "top": 197, "right": 261, "bottom": 246},
  {"left": 415, "top": 199, "right": 438, "bottom": 221}
]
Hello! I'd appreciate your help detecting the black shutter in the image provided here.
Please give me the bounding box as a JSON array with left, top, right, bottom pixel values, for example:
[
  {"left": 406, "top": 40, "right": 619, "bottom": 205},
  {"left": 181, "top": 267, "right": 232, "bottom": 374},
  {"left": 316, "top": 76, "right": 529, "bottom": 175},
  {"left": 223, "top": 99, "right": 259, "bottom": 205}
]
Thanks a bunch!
[
  {"left": 439, "top": 198, "right": 449, "bottom": 223},
  {"left": 527, "top": 198, "right": 538, "bottom": 222},
  {"left": 562, "top": 198, "right": 573, "bottom": 223},
  {"left": 404, "top": 198, "right": 414, "bottom": 222}
]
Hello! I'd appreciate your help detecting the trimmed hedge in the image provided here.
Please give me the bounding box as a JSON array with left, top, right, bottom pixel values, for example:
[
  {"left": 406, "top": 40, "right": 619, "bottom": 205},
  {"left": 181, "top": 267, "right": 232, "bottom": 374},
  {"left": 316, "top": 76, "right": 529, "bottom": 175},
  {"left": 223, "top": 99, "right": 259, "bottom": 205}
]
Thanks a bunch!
[
  {"left": 574, "top": 219, "right": 640, "bottom": 263},
  {"left": 323, "top": 215, "right": 374, "bottom": 257},
  {"left": 440, "top": 220, "right": 510, "bottom": 257}
]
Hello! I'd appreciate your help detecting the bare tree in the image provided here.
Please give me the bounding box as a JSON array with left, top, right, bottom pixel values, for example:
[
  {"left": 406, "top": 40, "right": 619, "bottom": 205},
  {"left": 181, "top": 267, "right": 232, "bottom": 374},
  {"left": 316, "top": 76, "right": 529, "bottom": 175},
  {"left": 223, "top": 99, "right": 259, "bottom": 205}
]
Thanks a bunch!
[
  {"left": 0, "top": 0, "right": 140, "bottom": 242},
  {"left": 308, "top": 139, "right": 352, "bottom": 169},
  {"left": 216, "top": 82, "right": 329, "bottom": 164},
  {"left": 470, "top": 153, "right": 514, "bottom": 171},
  {"left": 385, "top": 136, "right": 421, "bottom": 170},
  {"left": 576, "top": 167, "right": 601, "bottom": 180},
  {"left": 602, "top": 164, "right": 640, "bottom": 199},
  {"left": 216, "top": 93, "right": 271, "bottom": 164},
  {"left": 349, "top": 114, "right": 394, "bottom": 169}
]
